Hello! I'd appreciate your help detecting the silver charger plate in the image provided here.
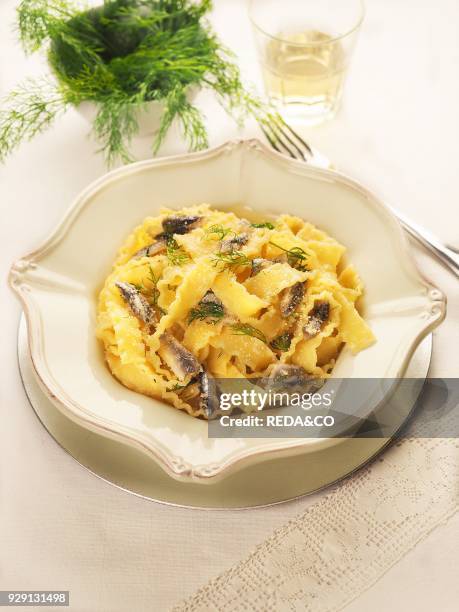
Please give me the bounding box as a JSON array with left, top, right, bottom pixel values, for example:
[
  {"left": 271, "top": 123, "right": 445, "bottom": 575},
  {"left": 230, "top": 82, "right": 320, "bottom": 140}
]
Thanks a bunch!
[{"left": 18, "top": 316, "right": 432, "bottom": 509}]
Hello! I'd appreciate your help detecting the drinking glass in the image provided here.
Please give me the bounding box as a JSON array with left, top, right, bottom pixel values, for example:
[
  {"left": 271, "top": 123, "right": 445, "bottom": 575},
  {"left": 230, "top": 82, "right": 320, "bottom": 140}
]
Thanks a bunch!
[{"left": 249, "top": 0, "right": 365, "bottom": 124}]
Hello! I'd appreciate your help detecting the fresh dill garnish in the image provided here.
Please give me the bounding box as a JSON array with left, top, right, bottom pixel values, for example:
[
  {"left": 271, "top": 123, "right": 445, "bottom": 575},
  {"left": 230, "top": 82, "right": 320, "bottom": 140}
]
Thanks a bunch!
[
  {"left": 231, "top": 323, "right": 267, "bottom": 344},
  {"left": 135, "top": 265, "right": 166, "bottom": 314},
  {"left": 203, "top": 224, "right": 233, "bottom": 241},
  {"left": 270, "top": 332, "right": 292, "bottom": 352},
  {"left": 251, "top": 222, "right": 275, "bottom": 230},
  {"left": 211, "top": 250, "right": 251, "bottom": 269},
  {"left": 169, "top": 380, "right": 193, "bottom": 392},
  {"left": 147, "top": 264, "right": 165, "bottom": 312},
  {"left": 166, "top": 235, "right": 189, "bottom": 266},
  {"left": 269, "top": 241, "right": 309, "bottom": 271},
  {"left": 1, "top": 0, "right": 265, "bottom": 165},
  {"left": 189, "top": 300, "right": 224, "bottom": 324}
]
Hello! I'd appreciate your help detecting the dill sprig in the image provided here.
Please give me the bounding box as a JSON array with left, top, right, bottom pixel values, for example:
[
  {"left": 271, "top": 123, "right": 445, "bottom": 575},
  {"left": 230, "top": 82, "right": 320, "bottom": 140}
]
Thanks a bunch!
[
  {"left": 251, "top": 222, "right": 275, "bottom": 230},
  {"left": 168, "top": 380, "right": 193, "bottom": 392},
  {"left": 189, "top": 300, "right": 224, "bottom": 324},
  {"left": 203, "top": 224, "right": 233, "bottom": 241},
  {"left": 1, "top": 0, "right": 265, "bottom": 165},
  {"left": 134, "top": 264, "right": 166, "bottom": 315},
  {"left": 166, "top": 235, "right": 189, "bottom": 266},
  {"left": 269, "top": 241, "right": 309, "bottom": 271},
  {"left": 211, "top": 250, "right": 251, "bottom": 269},
  {"left": 147, "top": 264, "right": 162, "bottom": 308},
  {"left": 231, "top": 323, "right": 267, "bottom": 344},
  {"left": 270, "top": 332, "right": 292, "bottom": 352},
  {"left": 0, "top": 77, "right": 68, "bottom": 162}
]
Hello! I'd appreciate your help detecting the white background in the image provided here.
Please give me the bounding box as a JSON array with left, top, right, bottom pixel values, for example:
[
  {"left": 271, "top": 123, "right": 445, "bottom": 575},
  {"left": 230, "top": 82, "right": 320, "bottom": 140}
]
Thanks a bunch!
[{"left": 1, "top": 1, "right": 458, "bottom": 610}]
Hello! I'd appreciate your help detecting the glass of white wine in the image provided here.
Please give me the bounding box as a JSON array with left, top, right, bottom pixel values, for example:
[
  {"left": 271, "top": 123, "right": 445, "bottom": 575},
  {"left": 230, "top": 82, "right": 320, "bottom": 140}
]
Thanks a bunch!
[{"left": 249, "top": 0, "right": 365, "bottom": 124}]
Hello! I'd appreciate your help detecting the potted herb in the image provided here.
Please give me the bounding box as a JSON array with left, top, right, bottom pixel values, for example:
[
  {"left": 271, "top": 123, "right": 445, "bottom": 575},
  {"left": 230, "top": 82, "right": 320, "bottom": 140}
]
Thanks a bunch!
[{"left": 0, "top": 0, "right": 261, "bottom": 165}]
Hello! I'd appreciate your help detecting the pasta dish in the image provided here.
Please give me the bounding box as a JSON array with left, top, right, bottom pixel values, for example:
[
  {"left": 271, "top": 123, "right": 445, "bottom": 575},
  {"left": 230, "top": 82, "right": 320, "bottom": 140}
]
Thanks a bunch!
[{"left": 96, "top": 204, "right": 375, "bottom": 418}]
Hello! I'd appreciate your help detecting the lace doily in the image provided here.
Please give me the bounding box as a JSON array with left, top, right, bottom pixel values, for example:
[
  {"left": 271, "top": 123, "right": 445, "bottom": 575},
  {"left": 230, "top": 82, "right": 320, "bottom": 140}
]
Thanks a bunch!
[{"left": 174, "top": 431, "right": 458, "bottom": 611}]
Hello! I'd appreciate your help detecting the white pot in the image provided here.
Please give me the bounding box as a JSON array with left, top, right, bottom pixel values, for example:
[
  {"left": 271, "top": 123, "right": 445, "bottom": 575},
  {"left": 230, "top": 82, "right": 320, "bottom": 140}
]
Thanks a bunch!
[
  {"left": 75, "top": 88, "right": 198, "bottom": 138},
  {"left": 76, "top": 99, "right": 163, "bottom": 137}
]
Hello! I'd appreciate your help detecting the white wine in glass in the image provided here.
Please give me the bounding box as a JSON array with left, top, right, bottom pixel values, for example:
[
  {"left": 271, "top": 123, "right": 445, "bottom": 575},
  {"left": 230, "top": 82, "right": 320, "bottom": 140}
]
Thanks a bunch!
[
  {"left": 250, "top": 0, "right": 364, "bottom": 124},
  {"left": 262, "top": 30, "right": 346, "bottom": 122}
]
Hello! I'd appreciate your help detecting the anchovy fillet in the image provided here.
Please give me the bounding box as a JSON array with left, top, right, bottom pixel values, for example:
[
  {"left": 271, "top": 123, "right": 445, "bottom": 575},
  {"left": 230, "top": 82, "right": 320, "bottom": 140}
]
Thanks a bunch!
[
  {"left": 263, "top": 364, "right": 323, "bottom": 395},
  {"left": 280, "top": 282, "right": 305, "bottom": 318},
  {"left": 115, "top": 282, "right": 157, "bottom": 327},
  {"left": 162, "top": 215, "right": 201, "bottom": 235},
  {"left": 159, "top": 333, "right": 201, "bottom": 380},
  {"left": 197, "top": 370, "right": 219, "bottom": 418},
  {"left": 200, "top": 290, "right": 224, "bottom": 307},
  {"left": 132, "top": 237, "right": 167, "bottom": 259},
  {"left": 303, "top": 301, "right": 330, "bottom": 338},
  {"left": 220, "top": 232, "right": 249, "bottom": 253}
]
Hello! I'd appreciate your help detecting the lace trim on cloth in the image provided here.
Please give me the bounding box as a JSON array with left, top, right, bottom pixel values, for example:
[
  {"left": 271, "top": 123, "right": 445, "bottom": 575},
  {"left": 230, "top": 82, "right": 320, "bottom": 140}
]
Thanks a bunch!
[{"left": 173, "top": 437, "right": 459, "bottom": 611}]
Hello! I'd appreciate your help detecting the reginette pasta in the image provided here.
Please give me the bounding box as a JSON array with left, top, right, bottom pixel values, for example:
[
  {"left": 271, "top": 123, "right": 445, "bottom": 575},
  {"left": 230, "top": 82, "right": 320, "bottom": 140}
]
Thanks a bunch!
[{"left": 96, "top": 204, "right": 375, "bottom": 418}]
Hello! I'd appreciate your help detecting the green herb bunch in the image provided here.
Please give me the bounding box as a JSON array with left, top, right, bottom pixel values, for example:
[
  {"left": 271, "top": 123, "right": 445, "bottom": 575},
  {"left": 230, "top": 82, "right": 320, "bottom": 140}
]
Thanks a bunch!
[{"left": 0, "top": 0, "right": 262, "bottom": 165}]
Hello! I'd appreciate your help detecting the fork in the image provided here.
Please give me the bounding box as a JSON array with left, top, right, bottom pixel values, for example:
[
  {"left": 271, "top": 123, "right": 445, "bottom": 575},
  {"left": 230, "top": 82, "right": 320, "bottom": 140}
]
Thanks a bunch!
[{"left": 258, "top": 113, "right": 459, "bottom": 279}]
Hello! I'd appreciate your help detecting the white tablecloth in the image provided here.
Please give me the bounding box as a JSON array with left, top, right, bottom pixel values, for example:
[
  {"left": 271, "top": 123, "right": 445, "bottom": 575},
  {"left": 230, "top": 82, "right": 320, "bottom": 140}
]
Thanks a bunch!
[{"left": 1, "top": 1, "right": 458, "bottom": 610}]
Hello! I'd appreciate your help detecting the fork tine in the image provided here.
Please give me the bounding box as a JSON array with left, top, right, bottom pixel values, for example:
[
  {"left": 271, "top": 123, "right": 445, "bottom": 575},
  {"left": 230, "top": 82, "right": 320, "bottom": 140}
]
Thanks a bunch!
[
  {"left": 258, "top": 122, "right": 282, "bottom": 155},
  {"left": 260, "top": 118, "right": 299, "bottom": 160},
  {"left": 266, "top": 113, "right": 310, "bottom": 161},
  {"left": 274, "top": 113, "right": 313, "bottom": 157}
]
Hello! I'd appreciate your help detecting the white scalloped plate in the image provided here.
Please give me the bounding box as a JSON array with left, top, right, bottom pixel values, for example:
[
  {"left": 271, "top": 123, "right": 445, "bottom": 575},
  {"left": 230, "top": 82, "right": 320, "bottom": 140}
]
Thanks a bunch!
[{"left": 9, "top": 140, "right": 446, "bottom": 483}]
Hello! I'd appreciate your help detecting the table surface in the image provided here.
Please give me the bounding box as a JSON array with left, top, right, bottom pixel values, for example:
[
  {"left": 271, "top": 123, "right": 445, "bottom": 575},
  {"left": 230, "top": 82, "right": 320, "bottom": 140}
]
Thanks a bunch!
[{"left": 1, "top": 0, "right": 458, "bottom": 610}]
